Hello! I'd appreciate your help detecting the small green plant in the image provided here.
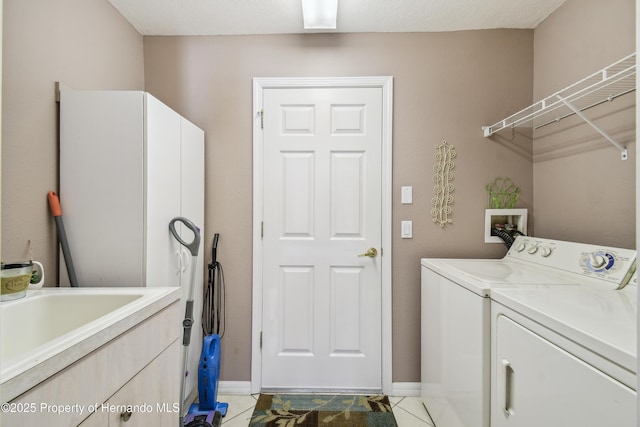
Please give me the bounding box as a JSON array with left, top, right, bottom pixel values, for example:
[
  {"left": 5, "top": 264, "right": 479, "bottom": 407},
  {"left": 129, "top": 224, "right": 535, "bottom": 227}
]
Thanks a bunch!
[{"left": 486, "top": 178, "right": 520, "bottom": 209}]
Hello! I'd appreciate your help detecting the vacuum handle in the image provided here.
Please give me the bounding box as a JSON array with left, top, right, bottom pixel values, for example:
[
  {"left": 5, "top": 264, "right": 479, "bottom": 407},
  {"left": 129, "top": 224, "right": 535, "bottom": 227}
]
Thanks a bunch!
[{"left": 169, "top": 217, "right": 201, "bottom": 256}]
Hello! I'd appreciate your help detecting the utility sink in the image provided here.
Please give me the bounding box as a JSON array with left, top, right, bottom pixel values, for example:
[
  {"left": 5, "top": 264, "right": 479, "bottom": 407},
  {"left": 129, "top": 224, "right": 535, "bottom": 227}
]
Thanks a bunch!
[
  {"left": 0, "top": 287, "right": 181, "bottom": 403},
  {"left": 1, "top": 292, "right": 141, "bottom": 363}
]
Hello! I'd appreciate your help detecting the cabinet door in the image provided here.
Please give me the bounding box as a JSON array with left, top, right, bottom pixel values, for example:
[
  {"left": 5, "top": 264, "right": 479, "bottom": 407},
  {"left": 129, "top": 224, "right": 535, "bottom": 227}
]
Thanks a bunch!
[
  {"left": 492, "top": 315, "right": 636, "bottom": 427},
  {"left": 145, "top": 94, "right": 182, "bottom": 287},
  {"left": 179, "top": 117, "right": 204, "bottom": 231},
  {"left": 107, "top": 340, "right": 180, "bottom": 427},
  {"left": 78, "top": 409, "right": 108, "bottom": 427},
  {"left": 178, "top": 116, "right": 205, "bottom": 291},
  {"left": 60, "top": 90, "right": 145, "bottom": 286},
  {"left": 178, "top": 117, "right": 205, "bottom": 400}
]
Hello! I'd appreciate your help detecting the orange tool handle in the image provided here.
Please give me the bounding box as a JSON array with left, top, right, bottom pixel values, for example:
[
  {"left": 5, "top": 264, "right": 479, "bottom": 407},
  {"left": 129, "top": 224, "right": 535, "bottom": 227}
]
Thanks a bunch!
[{"left": 48, "top": 191, "right": 62, "bottom": 217}]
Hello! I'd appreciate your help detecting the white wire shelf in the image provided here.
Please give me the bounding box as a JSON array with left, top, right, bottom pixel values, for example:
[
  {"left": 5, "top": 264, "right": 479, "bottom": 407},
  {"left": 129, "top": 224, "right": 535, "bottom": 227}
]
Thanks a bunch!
[{"left": 482, "top": 53, "right": 636, "bottom": 160}]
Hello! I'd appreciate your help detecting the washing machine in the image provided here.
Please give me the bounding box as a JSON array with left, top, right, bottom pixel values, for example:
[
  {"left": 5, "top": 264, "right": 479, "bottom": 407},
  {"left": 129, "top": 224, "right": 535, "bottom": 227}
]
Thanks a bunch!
[{"left": 420, "top": 236, "right": 636, "bottom": 427}]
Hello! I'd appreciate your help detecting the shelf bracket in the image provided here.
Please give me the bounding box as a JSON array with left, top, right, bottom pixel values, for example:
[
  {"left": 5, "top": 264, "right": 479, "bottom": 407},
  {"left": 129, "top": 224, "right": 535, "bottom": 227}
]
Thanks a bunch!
[{"left": 555, "top": 95, "right": 628, "bottom": 160}]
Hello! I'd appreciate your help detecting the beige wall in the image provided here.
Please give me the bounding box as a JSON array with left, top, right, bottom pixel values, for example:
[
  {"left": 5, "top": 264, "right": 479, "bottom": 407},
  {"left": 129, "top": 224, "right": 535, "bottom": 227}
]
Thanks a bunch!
[
  {"left": 143, "top": 31, "right": 534, "bottom": 382},
  {"left": 532, "top": 0, "right": 636, "bottom": 248},
  {"left": 1, "top": 0, "right": 144, "bottom": 274}
]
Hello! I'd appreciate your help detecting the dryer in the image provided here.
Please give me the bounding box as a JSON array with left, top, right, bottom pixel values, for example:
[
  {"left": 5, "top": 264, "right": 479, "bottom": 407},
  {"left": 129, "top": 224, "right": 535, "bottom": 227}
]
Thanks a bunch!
[
  {"left": 420, "top": 236, "right": 636, "bottom": 427},
  {"left": 490, "top": 277, "right": 637, "bottom": 426}
]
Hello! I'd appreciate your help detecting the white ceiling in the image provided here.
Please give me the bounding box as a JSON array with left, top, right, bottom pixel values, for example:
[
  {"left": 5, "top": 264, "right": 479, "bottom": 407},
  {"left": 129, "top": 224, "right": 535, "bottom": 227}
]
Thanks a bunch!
[{"left": 106, "top": 0, "right": 567, "bottom": 36}]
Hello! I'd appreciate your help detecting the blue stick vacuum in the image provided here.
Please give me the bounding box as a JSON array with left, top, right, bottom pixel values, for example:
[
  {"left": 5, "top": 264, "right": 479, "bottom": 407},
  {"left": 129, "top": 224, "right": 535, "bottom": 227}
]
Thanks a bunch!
[{"left": 169, "top": 221, "right": 229, "bottom": 427}]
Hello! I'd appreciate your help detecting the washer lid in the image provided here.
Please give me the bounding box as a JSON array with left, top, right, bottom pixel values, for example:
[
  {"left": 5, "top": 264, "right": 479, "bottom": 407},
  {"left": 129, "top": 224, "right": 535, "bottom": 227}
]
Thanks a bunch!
[
  {"left": 444, "top": 259, "right": 582, "bottom": 284},
  {"left": 422, "top": 258, "right": 583, "bottom": 296}
]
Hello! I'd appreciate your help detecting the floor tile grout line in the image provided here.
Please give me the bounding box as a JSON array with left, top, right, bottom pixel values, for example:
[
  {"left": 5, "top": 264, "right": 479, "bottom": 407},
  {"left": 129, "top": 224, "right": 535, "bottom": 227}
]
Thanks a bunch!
[
  {"left": 217, "top": 394, "right": 260, "bottom": 425},
  {"left": 221, "top": 406, "right": 255, "bottom": 425},
  {"left": 420, "top": 400, "right": 437, "bottom": 426},
  {"left": 393, "top": 405, "right": 435, "bottom": 426},
  {"left": 390, "top": 396, "right": 405, "bottom": 408}
]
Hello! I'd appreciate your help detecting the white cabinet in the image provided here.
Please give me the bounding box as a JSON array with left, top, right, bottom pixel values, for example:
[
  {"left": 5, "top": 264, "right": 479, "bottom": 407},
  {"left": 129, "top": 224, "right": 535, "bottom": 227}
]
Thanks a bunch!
[
  {"left": 79, "top": 341, "right": 180, "bottom": 427},
  {"left": 491, "top": 311, "right": 636, "bottom": 427},
  {"left": 59, "top": 89, "right": 204, "bottom": 403},
  {"left": 59, "top": 90, "right": 204, "bottom": 289},
  {"left": 106, "top": 340, "right": 180, "bottom": 427}
]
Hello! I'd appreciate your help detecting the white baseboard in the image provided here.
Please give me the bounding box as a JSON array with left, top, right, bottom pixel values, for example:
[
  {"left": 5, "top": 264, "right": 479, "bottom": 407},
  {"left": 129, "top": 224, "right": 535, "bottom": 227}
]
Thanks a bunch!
[
  {"left": 218, "top": 381, "right": 420, "bottom": 397},
  {"left": 219, "top": 381, "right": 253, "bottom": 395},
  {"left": 390, "top": 382, "right": 421, "bottom": 397}
]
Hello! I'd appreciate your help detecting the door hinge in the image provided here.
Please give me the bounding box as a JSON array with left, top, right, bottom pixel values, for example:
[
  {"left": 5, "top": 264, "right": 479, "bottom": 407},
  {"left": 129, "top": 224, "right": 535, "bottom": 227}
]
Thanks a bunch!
[
  {"left": 260, "top": 331, "right": 263, "bottom": 349},
  {"left": 259, "top": 109, "right": 264, "bottom": 129},
  {"left": 261, "top": 221, "right": 264, "bottom": 238}
]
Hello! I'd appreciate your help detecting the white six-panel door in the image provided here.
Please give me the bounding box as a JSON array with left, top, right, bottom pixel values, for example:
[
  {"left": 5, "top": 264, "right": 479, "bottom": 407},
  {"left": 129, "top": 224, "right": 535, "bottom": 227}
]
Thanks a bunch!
[{"left": 260, "top": 86, "right": 384, "bottom": 390}]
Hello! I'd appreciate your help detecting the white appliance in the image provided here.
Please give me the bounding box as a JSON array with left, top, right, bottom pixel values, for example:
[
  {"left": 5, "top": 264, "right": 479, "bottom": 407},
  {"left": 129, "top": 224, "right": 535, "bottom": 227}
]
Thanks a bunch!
[
  {"left": 490, "top": 277, "right": 637, "bottom": 426},
  {"left": 421, "top": 236, "right": 636, "bottom": 427},
  {"left": 59, "top": 89, "right": 205, "bottom": 403}
]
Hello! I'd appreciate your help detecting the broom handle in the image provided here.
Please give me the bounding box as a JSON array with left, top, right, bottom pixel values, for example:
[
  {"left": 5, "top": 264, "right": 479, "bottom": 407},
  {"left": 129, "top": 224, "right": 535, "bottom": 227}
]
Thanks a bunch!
[{"left": 48, "top": 192, "right": 78, "bottom": 287}]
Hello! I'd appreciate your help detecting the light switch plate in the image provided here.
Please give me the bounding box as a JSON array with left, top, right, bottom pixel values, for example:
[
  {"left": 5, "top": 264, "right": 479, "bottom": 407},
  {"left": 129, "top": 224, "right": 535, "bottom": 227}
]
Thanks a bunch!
[
  {"left": 401, "top": 220, "right": 413, "bottom": 238},
  {"left": 401, "top": 186, "right": 413, "bottom": 204}
]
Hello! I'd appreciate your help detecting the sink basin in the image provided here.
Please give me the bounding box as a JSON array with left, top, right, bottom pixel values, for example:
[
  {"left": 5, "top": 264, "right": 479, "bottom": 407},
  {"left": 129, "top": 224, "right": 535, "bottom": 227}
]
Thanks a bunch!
[
  {"left": 0, "top": 287, "right": 181, "bottom": 402},
  {"left": 1, "top": 292, "right": 141, "bottom": 363}
]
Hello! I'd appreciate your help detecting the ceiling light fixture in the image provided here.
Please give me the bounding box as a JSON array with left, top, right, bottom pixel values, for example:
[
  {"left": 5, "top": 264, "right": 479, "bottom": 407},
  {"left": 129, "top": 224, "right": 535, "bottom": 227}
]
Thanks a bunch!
[{"left": 301, "top": 0, "right": 338, "bottom": 29}]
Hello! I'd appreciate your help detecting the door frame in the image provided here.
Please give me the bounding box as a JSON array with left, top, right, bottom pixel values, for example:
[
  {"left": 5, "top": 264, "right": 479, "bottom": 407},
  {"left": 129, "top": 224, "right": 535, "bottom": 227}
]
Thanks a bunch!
[{"left": 251, "top": 76, "right": 393, "bottom": 394}]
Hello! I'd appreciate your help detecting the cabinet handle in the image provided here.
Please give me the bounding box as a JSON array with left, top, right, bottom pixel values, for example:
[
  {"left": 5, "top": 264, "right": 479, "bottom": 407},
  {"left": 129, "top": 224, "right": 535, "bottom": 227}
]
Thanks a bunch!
[
  {"left": 120, "top": 410, "right": 133, "bottom": 422},
  {"left": 502, "top": 358, "right": 514, "bottom": 417}
]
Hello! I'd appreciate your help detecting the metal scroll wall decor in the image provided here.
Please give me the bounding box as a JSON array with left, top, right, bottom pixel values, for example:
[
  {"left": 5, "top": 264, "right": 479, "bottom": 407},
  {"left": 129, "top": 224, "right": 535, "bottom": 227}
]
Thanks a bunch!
[{"left": 431, "top": 140, "right": 456, "bottom": 227}]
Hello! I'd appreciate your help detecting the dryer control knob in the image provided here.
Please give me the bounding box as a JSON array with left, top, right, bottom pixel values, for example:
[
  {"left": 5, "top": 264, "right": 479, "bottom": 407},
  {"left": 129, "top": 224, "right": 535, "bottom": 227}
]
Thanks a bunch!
[
  {"left": 528, "top": 245, "right": 538, "bottom": 254},
  {"left": 541, "top": 247, "right": 552, "bottom": 257},
  {"left": 588, "top": 253, "right": 608, "bottom": 269},
  {"left": 516, "top": 243, "right": 526, "bottom": 252}
]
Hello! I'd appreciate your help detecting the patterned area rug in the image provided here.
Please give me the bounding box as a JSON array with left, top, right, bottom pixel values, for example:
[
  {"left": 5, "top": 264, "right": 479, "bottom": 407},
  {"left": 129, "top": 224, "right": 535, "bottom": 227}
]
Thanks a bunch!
[{"left": 249, "top": 394, "right": 398, "bottom": 426}]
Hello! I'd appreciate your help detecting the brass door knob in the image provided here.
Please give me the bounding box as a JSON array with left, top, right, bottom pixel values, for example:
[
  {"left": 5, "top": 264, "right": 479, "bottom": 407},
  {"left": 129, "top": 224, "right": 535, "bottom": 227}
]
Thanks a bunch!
[{"left": 358, "top": 248, "right": 378, "bottom": 258}]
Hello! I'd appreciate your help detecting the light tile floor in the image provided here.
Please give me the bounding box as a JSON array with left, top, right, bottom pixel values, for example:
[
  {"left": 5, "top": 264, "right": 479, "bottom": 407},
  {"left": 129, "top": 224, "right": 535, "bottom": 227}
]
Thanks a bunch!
[{"left": 217, "top": 394, "right": 435, "bottom": 426}]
